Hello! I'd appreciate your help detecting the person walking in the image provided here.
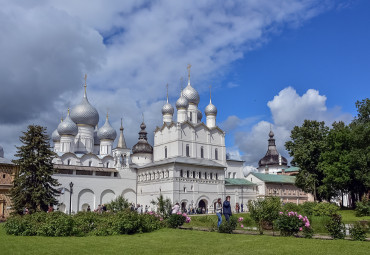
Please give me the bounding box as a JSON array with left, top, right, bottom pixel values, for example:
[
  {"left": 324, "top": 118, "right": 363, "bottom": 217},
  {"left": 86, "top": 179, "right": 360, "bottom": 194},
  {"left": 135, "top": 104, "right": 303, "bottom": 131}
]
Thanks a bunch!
[
  {"left": 172, "top": 202, "right": 180, "bottom": 214},
  {"left": 215, "top": 198, "right": 223, "bottom": 228},
  {"left": 223, "top": 196, "right": 232, "bottom": 222}
]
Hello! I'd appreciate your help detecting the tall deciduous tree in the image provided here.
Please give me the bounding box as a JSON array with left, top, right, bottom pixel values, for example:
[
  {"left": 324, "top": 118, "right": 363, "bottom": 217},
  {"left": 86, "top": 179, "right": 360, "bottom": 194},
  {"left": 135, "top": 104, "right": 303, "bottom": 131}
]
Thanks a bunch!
[
  {"left": 11, "top": 125, "right": 60, "bottom": 214},
  {"left": 285, "top": 120, "right": 329, "bottom": 201}
]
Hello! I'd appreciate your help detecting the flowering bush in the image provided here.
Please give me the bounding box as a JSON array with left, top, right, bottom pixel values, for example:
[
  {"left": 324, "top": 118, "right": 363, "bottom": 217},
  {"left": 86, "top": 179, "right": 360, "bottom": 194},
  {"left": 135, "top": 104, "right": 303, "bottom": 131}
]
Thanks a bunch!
[
  {"left": 275, "top": 211, "right": 312, "bottom": 237},
  {"left": 238, "top": 217, "right": 244, "bottom": 228},
  {"left": 166, "top": 212, "right": 191, "bottom": 228}
]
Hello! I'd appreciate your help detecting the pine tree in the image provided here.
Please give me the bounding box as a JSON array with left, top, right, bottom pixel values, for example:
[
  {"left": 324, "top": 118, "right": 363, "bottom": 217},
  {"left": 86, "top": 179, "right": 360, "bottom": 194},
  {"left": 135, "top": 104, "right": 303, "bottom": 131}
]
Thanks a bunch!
[{"left": 10, "top": 125, "right": 60, "bottom": 214}]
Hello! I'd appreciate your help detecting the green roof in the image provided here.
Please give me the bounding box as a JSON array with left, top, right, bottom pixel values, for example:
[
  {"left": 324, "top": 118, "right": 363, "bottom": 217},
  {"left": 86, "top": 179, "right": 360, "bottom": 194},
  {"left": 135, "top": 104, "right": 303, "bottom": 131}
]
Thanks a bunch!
[
  {"left": 251, "top": 172, "right": 296, "bottom": 184},
  {"left": 225, "top": 178, "right": 256, "bottom": 186},
  {"left": 277, "top": 166, "right": 300, "bottom": 173}
]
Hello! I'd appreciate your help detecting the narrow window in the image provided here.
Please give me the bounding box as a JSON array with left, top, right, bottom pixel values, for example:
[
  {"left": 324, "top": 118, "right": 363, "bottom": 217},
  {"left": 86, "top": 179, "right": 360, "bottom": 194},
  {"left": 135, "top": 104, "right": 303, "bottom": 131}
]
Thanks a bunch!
[
  {"left": 233, "top": 173, "right": 236, "bottom": 179},
  {"left": 201, "top": 146, "right": 204, "bottom": 158},
  {"left": 180, "top": 170, "right": 183, "bottom": 177},
  {"left": 193, "top": 171, "right": 195, "bottom": 178},
  {"left": 89, "top": 161, "right": 92, "bottom": 167},
  {"left": 210, "top": 173, "right": 213, "bottom": 179},
  {"left": 186, "top": 144, "right": 190, "bottom": 157},
  {"left": 67, "top": 159, "right": 71, "bottom": 165},
  {"left": 190, "top": 113, "right": 193, "bottom": 122},
  {"left": 205, "top": 173, "right": 207, "bottom": 179},
  {"left": 215, "top": 148, "right": 218, "bottom": 160},
  {"left": 215, "top": 173, "right": 218, "bottom": 180},
  {"left": 187, "top": 171, "right": 189, "bottom": 178},
  {"left": 165, "top": 146, "right": 167, "bottom": 158},
  {"left": 106, "top": 162, "right": 109, "bottom": 168},
  {"left": 228, "top": 172, "right": 231, "bottom": 178}
]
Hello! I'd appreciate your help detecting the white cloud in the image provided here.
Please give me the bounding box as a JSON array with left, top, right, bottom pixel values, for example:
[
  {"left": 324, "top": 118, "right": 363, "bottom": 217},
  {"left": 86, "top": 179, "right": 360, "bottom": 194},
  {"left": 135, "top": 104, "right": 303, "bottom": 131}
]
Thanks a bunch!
[
  {"left": 234, "top": 87, "right": 352, "bottom": 166},
  {"left": 0, "top": 1, "right": 337, "bottom": 159}
]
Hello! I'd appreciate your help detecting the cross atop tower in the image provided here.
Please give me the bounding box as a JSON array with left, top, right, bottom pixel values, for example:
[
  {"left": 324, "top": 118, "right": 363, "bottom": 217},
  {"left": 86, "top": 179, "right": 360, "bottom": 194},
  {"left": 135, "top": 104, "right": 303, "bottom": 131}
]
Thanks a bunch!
[
  {"left": 187, "top": 64, "right": 192, "bottom": 80},
  {"left": 166, "top": 83, "right": 169, "bottom": 102},
  {"left": 84, "top": 74, "right": 87, "bottom": 97}
]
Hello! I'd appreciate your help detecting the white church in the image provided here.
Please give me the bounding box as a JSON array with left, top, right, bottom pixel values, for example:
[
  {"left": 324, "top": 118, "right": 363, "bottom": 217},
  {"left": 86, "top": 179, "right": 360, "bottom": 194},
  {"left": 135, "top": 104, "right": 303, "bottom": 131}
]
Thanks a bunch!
[{"left": 50, "top": 67, "right": 303, "bottom": 214}]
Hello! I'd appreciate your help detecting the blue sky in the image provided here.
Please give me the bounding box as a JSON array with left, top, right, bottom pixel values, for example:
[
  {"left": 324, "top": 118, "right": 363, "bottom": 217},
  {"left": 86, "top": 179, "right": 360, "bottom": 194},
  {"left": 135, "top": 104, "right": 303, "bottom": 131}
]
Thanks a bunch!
[{"left": 0, "top": 0, "right": 368, "bottom": 166}]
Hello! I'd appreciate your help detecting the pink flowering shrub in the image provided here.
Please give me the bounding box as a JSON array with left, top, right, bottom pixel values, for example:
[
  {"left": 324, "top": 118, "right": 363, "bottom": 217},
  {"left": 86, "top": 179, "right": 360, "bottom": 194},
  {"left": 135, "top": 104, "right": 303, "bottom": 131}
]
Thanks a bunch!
[
  {"left": 275, "top": 211, "right": 313, "bottom": 237},
  {"left": 167, "top": 213, "right": 191, "bottom": 228}
]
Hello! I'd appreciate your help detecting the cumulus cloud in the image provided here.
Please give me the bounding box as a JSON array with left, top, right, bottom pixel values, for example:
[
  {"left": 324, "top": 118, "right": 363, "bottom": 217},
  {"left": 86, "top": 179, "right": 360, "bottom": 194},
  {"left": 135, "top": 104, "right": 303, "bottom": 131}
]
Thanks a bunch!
[
  {"left": 0, "top": 1, "right": 337, "bottom": 158},
  {"left": 234, "top": 87, "right": 352, "bottom": 166}
]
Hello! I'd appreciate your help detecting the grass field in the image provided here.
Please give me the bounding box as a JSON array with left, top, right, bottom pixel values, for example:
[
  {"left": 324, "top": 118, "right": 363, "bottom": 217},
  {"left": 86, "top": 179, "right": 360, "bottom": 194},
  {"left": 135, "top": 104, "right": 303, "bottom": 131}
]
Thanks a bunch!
[{"left": 1, "top": 224, "right": 369, "bottom": 255}]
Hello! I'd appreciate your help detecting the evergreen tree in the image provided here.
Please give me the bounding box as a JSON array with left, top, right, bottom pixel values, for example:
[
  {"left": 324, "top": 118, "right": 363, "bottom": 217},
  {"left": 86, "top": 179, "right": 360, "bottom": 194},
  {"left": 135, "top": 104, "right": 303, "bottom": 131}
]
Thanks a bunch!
[{"left": 11, "top": 125, "right": 60, "bottom": 214}]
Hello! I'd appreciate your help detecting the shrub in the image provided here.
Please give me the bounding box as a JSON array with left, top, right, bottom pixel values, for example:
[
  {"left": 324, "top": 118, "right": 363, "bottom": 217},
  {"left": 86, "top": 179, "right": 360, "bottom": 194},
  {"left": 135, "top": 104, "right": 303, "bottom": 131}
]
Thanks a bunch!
[
  {"left": 299, "top": 201, "right": 318, "bottom": 216},
  {"left": 312, "top": 202, "right": 339, "bottom": 217},
  {"left": 139, "top": 213, "right": 162, "bottom": 233},
  {"left": 106, "top": 196, "right": 130, "bottom": 213},
  {"left": 37, "top": 211, "right": 74, "bottom": 237},
  {"left": 282, "top": 203, "right": 300, "bottom": 213},
  {"left": 349, "top": 222, "right": 367, "bottom": 241},
  {"left": 167, "top": 212, "right": 190, "bottom": 228},
  {"left": 73, "top": 212, "right": 102, "bottom": 235},
  {"left": 355, "top": 196, "right": 370, "bottom": 217},
  {"left": 150, "top": 194, "right": 172, "bottom": 219},
  {"left": 218, "top": 216, "right": 237, "bottom": 234},
  {"left": 248, "top": 197, "right": 281, "bottom": 234},
  {"left": 326, "top": 214, "right": 346, "bottom": 239},
  {"left": 274, "top": 211, "right": 312, "bottom": 237}
]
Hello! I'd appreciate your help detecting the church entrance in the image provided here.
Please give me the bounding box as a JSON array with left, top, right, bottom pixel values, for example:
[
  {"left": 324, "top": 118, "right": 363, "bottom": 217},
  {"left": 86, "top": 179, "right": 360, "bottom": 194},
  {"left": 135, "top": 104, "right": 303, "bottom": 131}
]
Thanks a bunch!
[
  {"left": 198, "top": 199, "right": 207, "bottom": 214},
  {"left": 181, "top": 202, "right": 187, "bottom": 212}
]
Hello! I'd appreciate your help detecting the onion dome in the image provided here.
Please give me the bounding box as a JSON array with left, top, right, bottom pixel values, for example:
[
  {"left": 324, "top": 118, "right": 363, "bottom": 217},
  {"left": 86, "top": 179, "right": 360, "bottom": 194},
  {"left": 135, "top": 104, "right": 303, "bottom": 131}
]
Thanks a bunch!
[
  {"left": 258, "top": 129, "right": 288, "bottom": 167},
  {"left": 197, "top": 109, "right": 203, "bottom": 122},
  {"left": 97, "top": 114, "right": 117, "bottom": 141},
  {"left": 52, "top": 129, "right": 61, "bottom": 142},
  {"left": 183, "top": 83, "right": 200, "bottom": 105},
  {"left": 94, "top": 125, "right": 100, "bottom": 145},
  {"left": 176, "top": 91, "right": 189, "bottom": 109},
  {"left": 205, "top": 87, "right": 217, "bottom": 116},
  {"left": 57, "top": 109, "right": 78, "bottom": 136},
  {"left": 132, "top": 121, "right": 153, "bottom": 154},
  {"left": 70, "top": 79, "right": 99, "bottom": 126},
  {"left": 182, "top": 64, "right": 200, "bottom": 105},
  {"left": 162, "top": 85, "right": 174, "bottom": 115}
]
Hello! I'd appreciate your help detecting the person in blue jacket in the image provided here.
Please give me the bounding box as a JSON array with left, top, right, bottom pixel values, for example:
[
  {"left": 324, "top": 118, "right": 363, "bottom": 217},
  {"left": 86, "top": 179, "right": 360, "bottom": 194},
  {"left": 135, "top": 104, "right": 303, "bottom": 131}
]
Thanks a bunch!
[{"left": 223, "top": 196, "right": 232, "bottom": 222}]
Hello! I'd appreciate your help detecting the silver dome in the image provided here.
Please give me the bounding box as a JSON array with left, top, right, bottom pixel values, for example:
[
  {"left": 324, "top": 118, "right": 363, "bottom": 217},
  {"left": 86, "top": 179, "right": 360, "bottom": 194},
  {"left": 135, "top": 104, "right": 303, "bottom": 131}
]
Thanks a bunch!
[
  {"left": 197, "top": 109, "right": 203, "bottom": 121},
  {"left": 183, "top": 83, "right": 200, "bottom": 105},
  {"left": 51, "top": 128, "right": 61, "bottom": 142},
  {"left": 70, "top": 96, "right": 99, "bottom": 126},
  {"left": 162, "top": 102, "right": 174, "bottom": 115},
  {"left": 97, "top": 116, "right": 117, "bottom": 141},
  {"left": 94, "top": 125, "right": 100, "bottom": 145},
  {"left": 176, "top": 92, "right": 189, "bottom": 109},
  {"left": 57, "top": 111, "right": 78, "bottom": 136},
  {"left": 205, "top": 102, "right": 217, "bottom": 116}
]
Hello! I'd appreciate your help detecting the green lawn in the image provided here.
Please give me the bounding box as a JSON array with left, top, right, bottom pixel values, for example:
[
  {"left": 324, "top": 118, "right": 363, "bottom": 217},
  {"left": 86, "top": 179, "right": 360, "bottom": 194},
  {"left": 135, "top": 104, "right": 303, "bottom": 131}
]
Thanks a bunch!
[
  {"left": 0, "top": 224, "right": 369, "bottom": 255},
  {"left": 340, "top": 210, "right": 370, "bottom": 223}
]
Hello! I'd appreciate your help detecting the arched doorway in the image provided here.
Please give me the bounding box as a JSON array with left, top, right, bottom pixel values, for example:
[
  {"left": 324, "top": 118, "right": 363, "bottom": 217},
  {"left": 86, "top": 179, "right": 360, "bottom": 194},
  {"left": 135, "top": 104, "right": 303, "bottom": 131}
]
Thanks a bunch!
[
  {"left": 181, "top": 202, "right": 187, "bottom": 212},
  {"left": 198, "top": 199, "right": 207, "bottom": 214}
]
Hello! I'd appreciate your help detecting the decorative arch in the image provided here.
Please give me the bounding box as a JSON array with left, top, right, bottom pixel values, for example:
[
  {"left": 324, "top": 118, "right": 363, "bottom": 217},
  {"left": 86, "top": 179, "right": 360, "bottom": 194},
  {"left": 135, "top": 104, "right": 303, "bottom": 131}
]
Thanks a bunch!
[
  {"left": 122, "top": 188, "right": 136, "bottom": 203},
  {"left": 80, "top": 153, "right": 101, "bottom": 167},
  {"left": 60, "top": 153, "right": 78, "bottom": 165},
  {"left": 78, "top": 189, "right": 95, "bottom": 212},
  {"left": 196, "top": 195, "right": 210, "bottom": 207},
  {"left": 101, "top": 155, "right": 114, "bottom": 168},
  {"left": 100, "top": 189, "right": 116, "bottom": 204}
]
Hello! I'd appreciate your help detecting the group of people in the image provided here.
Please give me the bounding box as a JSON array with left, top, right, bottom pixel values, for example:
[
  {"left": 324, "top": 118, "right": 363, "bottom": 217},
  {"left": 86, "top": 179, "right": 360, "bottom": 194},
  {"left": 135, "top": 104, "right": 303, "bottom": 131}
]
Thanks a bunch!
[{"left": 215, "top": 196, "right": 233, "bottom": 228}]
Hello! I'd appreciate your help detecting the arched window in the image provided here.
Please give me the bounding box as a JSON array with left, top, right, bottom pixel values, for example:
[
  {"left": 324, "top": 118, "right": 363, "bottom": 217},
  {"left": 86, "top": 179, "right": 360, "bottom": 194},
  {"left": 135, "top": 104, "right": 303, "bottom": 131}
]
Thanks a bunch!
[
  {"left": 106, "top": 162, "right": 109, "bottom": 168},
  {"left": 193, "top": 171, "right": 196, "bottom": 178},
  {"left": 228, "top": 172, "right": 231, "bottom": 178},
  {"left": 215, "top": 173, "right": 218, "bottom": 180},
  {"left": 187, "top": 171, "right": 189, "bottom": 178},
  {"left": 190, "top": 113, "right": 193, "bottom": 122},
  {"left": 210, "top": 173, "right": 213, "bottom": 179},
  {"left": 186, "top": 144, "right": 190, "bottom": 157},
  {"left": 165, "top": 146, "right": 167, "bottom": 158},
  {"left": 180, "top": 170, "right": 183, "bottom": 177},
  {"left": 67, "top": 159, "right": 71, "bottom": 165},
  {"left": 233, "top": 172, "right": 236, "bottom": 179},
  {"left": 201, "top": 146, "right": 204, "bottom": 158},
  {"left": 215, "top": 148, "right": 218, "bottom": 160},
  {"left": 184, "top": 187, "right": 187, "bottom": 193},
  {"left": 89, "top": 161, "right": 92, "bottom": 167}
]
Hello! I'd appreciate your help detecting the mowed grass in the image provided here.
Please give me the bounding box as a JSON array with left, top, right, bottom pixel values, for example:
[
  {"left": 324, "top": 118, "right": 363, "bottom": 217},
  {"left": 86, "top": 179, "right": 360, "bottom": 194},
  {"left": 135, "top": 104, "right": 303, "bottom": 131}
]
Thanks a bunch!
[
  {"left": 340, "top": 210, "right": 370, "bottom": 223},
  {"left": 1, "top": 224, "right": 369, "bottom": 255}
]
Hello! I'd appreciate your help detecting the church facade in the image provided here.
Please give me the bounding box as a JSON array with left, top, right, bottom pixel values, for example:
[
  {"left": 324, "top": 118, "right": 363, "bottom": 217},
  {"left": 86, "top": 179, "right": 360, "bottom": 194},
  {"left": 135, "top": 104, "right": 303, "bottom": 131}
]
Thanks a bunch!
[{"left": 51, "top": 69, "right": 257, "bottom": 214}]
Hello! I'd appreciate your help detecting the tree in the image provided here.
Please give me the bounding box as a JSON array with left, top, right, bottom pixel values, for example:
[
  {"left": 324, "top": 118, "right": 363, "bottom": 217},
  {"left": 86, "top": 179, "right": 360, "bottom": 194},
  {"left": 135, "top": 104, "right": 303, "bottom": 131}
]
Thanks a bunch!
[
  {"left": 150, "top": 194, "right": 172, "bottom": 219},
  {"left": 285, "top": 120, "right": 329, "bottom": 201},
  {"left": 10, "top": 125, "right": 60, "bottom": 214},
  {"left": 248, "top": 196, "right": 281, "bottom": 234}
]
